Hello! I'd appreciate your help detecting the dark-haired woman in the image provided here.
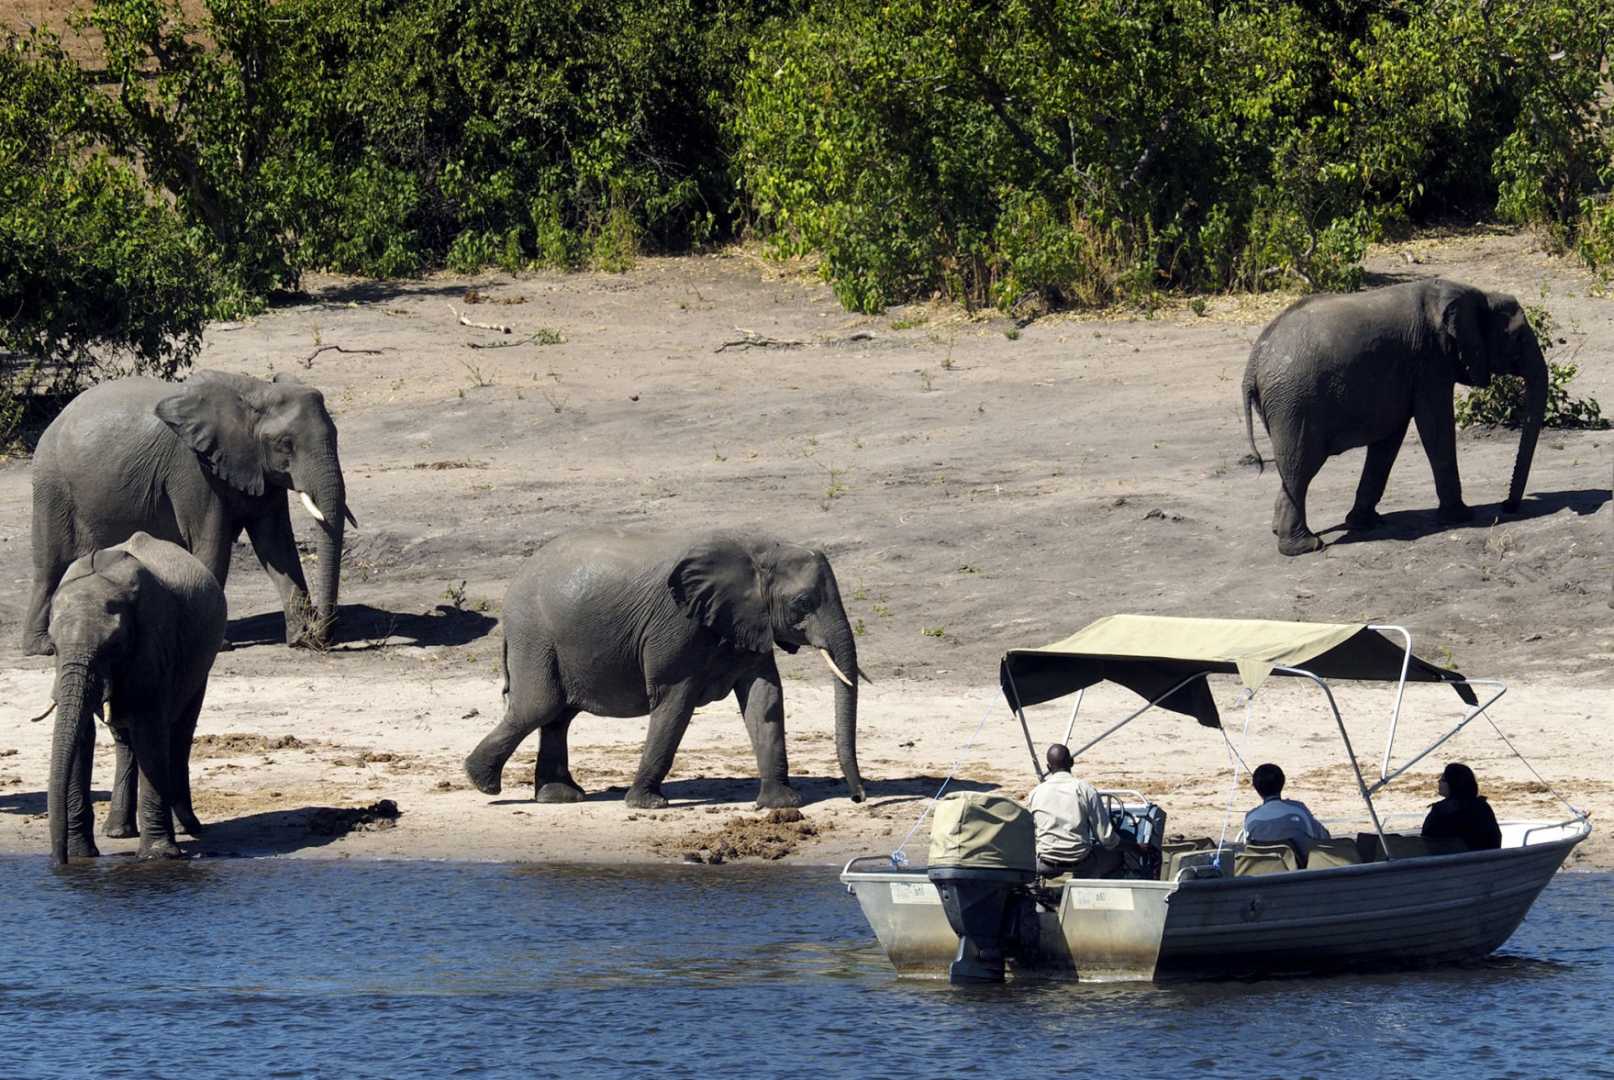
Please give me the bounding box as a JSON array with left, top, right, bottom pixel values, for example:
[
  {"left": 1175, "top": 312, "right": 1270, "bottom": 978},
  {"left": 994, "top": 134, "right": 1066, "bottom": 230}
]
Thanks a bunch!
[{"left": 1421, "top": 762, "right": 1502, "bottom": 851}]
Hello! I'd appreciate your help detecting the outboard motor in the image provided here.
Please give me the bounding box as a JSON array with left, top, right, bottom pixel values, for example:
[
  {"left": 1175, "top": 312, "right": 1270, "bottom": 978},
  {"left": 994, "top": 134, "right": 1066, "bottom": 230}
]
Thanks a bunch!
[{"left": 926, "top": 792, "right": 1038, "bottom": 984}]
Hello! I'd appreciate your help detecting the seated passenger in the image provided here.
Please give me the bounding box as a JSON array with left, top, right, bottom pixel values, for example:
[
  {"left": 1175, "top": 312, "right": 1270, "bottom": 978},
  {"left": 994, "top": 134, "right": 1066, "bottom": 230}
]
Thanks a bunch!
[
  {"left": 1026, "top": 744, "right": 1122, "bottom": 878},
  {"left": 1421, "top": 762, "right": 1502, "bottom": 851},
  {"left": 1242, "top": 763, "right": 1330, "bottom": 863}
]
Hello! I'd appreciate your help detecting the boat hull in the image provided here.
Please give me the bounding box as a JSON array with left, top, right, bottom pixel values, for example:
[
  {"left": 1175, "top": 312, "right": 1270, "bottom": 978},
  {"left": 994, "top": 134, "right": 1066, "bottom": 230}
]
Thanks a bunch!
[{"left": 842, "top": 824, "right": 1586, "bottom": 983}]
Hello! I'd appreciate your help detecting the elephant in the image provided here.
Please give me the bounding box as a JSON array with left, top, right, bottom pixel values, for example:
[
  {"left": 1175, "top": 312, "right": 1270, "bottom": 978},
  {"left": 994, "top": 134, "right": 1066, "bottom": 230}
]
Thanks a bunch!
[
  {"left": 24, "top": 370, "right": 354, "bottom": 654},
  {"left": 463, "top": 528, "right": 867, "bottom": 810},
  {"left": 46, "top": 531, "right": 227, "bottom": 865},
  {"left": 1241, "top": 278, "right": 1546, "bottom": 556}
]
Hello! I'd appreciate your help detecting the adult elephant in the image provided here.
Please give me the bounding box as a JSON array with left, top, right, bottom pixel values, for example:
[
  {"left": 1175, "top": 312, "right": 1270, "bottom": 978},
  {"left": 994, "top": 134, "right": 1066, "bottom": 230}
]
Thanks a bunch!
[
  {"left": 46, "top": 532, "right": 226, "bottom": 865},
  {"left": 463, "top": 528, "right": 866, "bottom": 810},
  {"left": 1242, "top": 278, "right": 1546, "bottom": 555},
  {"left": 24, "top": 370, "right": 354, "bottom": 653}
]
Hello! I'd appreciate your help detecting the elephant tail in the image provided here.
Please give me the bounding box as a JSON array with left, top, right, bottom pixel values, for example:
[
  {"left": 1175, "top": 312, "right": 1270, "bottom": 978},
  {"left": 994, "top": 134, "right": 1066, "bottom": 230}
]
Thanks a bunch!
[
  {"left": 1242, "top": 379, "right": 1265, "bottom": 475},
  {"left": 499, "top": 634, "right": 510, "bottom": 705}
]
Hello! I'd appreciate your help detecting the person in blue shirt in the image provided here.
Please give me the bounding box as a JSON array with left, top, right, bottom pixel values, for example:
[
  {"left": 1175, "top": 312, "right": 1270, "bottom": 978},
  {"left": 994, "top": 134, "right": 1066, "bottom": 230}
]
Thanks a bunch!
[{"left": 1242, "top": 762, "right": 1330, "bottom": 865}]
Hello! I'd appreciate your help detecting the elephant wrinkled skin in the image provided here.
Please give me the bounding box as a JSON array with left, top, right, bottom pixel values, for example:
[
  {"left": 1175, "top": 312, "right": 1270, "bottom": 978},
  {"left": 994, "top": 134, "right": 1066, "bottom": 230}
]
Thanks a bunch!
[
  {"left": 1242, "top": 278, "right": 1548, "bottom": 555},
  {"left": 464, "top": 528, "right": 866, "bottom": 811},
  {"left": 46, "top": 532, "right": 226, "bottom": 865},
  {"left": 24, "top": 370, "right": 354, "bottom": 653}
]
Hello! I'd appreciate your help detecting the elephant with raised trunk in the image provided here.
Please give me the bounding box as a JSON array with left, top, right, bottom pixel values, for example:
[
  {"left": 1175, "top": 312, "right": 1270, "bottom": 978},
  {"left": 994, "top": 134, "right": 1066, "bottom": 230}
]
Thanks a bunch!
[
  {"left": 464, "top": 528, "right": 866, "bottom": 810},
  {"left": 46, "top": 532, "right": 226, "bottom": 865},
  {"left": 25, "top": 370, "right": 354, "bottom": 653},
  {"left": 1242, "top": 278, "right": 1547, "bottom": 555}
]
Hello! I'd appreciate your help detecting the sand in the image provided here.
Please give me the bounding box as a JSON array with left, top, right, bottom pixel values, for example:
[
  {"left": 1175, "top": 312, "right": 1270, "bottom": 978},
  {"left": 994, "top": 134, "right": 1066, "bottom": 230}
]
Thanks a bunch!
[{"left": 1, "top": 228, "right": 1610, "bottom": 867}]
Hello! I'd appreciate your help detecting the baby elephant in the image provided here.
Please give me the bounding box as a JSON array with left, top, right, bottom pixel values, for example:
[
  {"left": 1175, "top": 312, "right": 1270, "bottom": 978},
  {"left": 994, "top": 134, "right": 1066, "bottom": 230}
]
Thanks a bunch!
[
  {"left": 464, "top": 528, "right": 866, "bottom": 810},
  {"left": 46, "top": 532, "right": 226, "bottom": 865}
]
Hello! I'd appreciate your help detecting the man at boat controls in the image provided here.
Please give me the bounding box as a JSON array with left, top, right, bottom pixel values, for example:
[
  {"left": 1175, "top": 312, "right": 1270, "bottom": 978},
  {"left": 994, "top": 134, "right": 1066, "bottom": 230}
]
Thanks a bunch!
[
  {"left": 1242, "top": 763, "right": 1330, "bottom": 864},
  {"left": 1026, "top": 744, "right": 1123, "bottom": 878}
]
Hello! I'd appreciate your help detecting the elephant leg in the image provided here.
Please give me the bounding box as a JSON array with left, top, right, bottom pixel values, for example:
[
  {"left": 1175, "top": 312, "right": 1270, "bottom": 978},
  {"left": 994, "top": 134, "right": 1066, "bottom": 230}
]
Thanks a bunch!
[
  {"left": 129, "top": 717, "right": 182, "bottom": 860},
  {"left": 170, "top": 690, "right": 206, "bottom": 836},
  {"left": 66, "top": 709, "right": 99, "bottom": 859},
  {"left": 245, "top": 506, "right": 320, "bottom": 648},
  {"left": 464, "top": 667, "right": 566, "bottom": 796},
  {"left": 534, "top": 712, "right": 585, "bottom": 803},
  {"left": 626, "top": 691, "right": 697, "bottom": 810},
  {"left": 1347, "top": 419, "right": 1410, "bottom": 531},
  {"left": 735, "top": 657, "right": 800, "bottom": 809},
  {"left": 23, "top": 487, "right": 69, "bottom": 656},
  {"left": 1413, "top": 388, "right": 1472, "bottom": 523},
  {"left": 1272, "top": 449, "right": 1325, "bottom": 556},
  {"left": 102, "top": 723, "right": 139, "bottom": 839}
]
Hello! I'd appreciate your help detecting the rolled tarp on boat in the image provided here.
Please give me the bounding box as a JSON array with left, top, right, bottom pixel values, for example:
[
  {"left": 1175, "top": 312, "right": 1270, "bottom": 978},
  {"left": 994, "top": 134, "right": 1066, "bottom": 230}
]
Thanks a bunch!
[
  {"left": 999, "top": 614, "right": 1478, "bottom": 728},
  {"left": 929, "top": 792, "right": 1037, "bottom": 871}
]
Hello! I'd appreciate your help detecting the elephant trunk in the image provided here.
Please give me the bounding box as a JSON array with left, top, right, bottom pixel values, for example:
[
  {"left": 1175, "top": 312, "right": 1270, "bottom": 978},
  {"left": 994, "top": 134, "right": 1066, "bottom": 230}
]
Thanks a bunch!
[
  {"left": 1505, "top": 344, "right": 1548, "bottom": 512},
  {"left": 48, "top": 659, "right": 98, "bottom": 866},
  {"left": 821, "top": 617, "right": 865, "bottom": 804},
  {"left": 297, "top": 464, "right": 346, "bottom": 644}
]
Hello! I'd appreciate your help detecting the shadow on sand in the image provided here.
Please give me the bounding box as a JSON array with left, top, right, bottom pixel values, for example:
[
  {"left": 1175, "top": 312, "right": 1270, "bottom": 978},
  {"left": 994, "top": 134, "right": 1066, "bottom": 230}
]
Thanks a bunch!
[
  {"left": 485, "top": 773, "right": 998, "bottom": 810},
  {"left": 0, "top": 789, "right": 401, "bottom": 858},
  {"left": 1322, "top": 487, "right": 1609, "bottom": 548},
  {"left": 228, "top": 601, "right": 497, "bottom": 650}
]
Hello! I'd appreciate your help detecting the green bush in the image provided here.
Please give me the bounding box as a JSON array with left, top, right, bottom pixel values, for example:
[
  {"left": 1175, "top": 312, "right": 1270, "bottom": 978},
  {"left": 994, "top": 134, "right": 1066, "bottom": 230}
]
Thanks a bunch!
[
  {"left": 1455, "top": 364, "right": 1608, "bottom": 430},
  {"left": 1, "top": 32, "right": 209, "bottom": 445}
]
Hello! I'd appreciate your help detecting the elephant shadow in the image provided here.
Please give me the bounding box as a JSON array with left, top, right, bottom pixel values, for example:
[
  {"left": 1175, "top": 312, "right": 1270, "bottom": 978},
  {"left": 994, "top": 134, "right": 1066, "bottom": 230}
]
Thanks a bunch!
[
  {"left": 488, "top": 773, "right": 998, "bottom": 809},
  {"left": 1323, "top": 487, "right": 1610, "bottom": 548},
  {"left": 0, "top": 789, "right": 401, "bottom": 858},
  {"left": 227, "top": 601, "right": 497, "bottom": 650}
]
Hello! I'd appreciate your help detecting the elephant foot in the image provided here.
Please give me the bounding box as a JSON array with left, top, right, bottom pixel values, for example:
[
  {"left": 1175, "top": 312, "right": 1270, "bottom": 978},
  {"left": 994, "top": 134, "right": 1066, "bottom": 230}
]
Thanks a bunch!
[
  {"left": 536, "top": 781, "right": 585, "bottom": 804},
  {"left": 625, "top": 785, "right": 670, "bottom": 810},
  {"left": 755, "top": 780, "right": 803, "bottom": 810},
  {"left": 1345, "top": 508, "right": 1386, "bottom": 531},
  {"left": 176, "top": 809, "right": 205, "bottom": 836},
  {"left": 136, "top": 837, "right": 185, "bottom": 860},
  {"left": 464, "top": 755, "right": 504, "bottom": 796},
  {"left": 22, "top": 632, "right": 54, "bottom": 657},
  {"left": 102, "top": 818, "right": 138, "bottom": 840},
  {"left": 1438, "top": 502, "right": 1475, "bottom": 524},
  {"left": 66, "top": 835, "right": 100, "bottom": 859},
  {"left": 1277, "top": 532, "right": 1325, "bottom": 557}
]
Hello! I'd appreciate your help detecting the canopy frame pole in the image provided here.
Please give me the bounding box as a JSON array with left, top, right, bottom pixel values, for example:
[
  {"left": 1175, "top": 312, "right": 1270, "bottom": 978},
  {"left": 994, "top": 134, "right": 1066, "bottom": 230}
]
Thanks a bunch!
[
  {"left": 1366, "top": 624, "right": 1414, "bottom": 779},
  {"left": 1367, "top": 680, "right": 1507, "bottom": 797},
  {"left": 1002, "top": 666, "right": 1044, "bottom": 781},
  {"left": 1273, "top": 664, "right": 1392, "bottom": 860},
  {"left": 1060, "top": 688, "right": 1086, "bottom": 746},
  {"left": 1070, "top": 672, "right": 1215, "bottom": 761}
]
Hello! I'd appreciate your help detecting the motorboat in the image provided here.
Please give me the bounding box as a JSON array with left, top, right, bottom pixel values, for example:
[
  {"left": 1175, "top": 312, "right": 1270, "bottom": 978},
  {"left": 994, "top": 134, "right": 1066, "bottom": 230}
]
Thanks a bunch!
[{"left": 842, "top": 615, "right": 1590, "bottom": 983}]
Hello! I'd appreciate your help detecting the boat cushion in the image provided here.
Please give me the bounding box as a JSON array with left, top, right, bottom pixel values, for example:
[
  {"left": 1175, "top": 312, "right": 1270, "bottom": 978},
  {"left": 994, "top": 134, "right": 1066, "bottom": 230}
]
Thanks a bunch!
[
  {"left": 929, "top": 792, "right": 1037, "bottom": 871},
  {"left": 1305, "top": 838, "right": 1363, "bottom": 869},
  {"left": 1234, "top": 842, "right": 1298, "bottom": 876}
]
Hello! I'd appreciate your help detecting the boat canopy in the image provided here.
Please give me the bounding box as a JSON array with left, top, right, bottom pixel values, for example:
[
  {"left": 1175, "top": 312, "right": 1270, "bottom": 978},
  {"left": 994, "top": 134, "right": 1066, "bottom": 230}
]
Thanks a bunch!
[{"left": 1000, "top": 614, "right": 1477, "bottom": 728}]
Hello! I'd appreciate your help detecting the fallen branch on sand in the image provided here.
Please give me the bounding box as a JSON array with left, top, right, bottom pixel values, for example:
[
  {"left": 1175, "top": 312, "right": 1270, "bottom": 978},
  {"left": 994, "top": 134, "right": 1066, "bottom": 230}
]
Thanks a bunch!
[
  {"left": 449, "top": 303, "right": 512, "bottom": 334},
  {"left": 299, "top": 344, "right": 388, "bottom": 368},
  {"left": 466, "top": 327, "right": 566, "bottom": 349},
  {"left": 714, "top": 325, "right": 808, "bottom": 353}
]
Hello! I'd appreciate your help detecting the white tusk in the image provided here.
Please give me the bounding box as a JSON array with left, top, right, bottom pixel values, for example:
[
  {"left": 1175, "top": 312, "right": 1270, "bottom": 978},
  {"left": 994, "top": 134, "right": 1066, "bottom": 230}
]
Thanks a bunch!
[
  {"left": 818, "top": 648, "right": 855, "bottom": 689},
  {"left": 296, "top": 490, "right": 327, "bottom": 523}
]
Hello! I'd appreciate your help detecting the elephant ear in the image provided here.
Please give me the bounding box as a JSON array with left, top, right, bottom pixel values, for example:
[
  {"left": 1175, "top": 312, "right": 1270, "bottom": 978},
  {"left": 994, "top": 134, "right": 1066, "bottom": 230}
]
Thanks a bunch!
[
  {"left": 668, "top": 539, "right": 774, "bottom": 654},
  {"left": 154, "top": 381, "right": 266, "bottom": 496},
  {"left": 1435, "top": 285, "right": 1490, "bottom": 387}
]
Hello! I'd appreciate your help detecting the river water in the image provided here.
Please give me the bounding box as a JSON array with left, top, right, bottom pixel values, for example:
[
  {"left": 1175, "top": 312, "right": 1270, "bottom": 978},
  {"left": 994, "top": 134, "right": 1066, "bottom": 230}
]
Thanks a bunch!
[{"left": 1, "top": 859, "right": 1609, "bottom": 1079}]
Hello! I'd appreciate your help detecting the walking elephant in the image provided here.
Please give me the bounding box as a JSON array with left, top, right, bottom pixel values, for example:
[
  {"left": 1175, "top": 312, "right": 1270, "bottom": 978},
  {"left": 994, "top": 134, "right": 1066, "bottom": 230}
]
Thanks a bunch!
[
  {"left": 464, "top": 528, "right": 866, "bottom": 810},
  {"left": 25, "top": 370, "right": 354, "bottom": 654},
  {"left": 46, "top": 532, "right": 227, "bottom": 865},
  {"left": 1242, "top": 278, "right": 1546, "bottom": 555}
]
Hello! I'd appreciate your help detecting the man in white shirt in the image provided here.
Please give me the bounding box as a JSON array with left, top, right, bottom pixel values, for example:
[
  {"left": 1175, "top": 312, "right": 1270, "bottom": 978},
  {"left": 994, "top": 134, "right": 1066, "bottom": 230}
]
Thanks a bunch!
[
  {"left": 1243, "top": 762, "right": 1330, "bottom": 864},
  {"left": 1026, "top": 744, "right": 1122, "bottom": 878}
]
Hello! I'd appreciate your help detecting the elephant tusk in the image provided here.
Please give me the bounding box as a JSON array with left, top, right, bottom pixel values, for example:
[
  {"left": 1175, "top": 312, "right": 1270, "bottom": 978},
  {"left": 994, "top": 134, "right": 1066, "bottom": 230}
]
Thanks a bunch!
[
  {"left": 819, "top": 648, "right": 855, "bottom": 689},
  {"left": 27, "top": 700, "right": 55, "bottom": 723},
  {"left": 296, "top": 490, "right": 327, "bottom": 524}
]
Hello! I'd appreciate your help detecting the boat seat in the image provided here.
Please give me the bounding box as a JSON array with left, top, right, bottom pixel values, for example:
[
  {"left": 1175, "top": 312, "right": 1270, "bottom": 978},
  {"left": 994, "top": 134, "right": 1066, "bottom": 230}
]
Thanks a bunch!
[
  {"left": 1355, "top": 832, "right": 1468, "bottom": 862},
  {"left": 1160, "top": 838, "right": 1219, "bottom": 882},
  {"left": 1304, "top": 838, "right": 1362, "bottom": 869},
  {"left": 1233, "top": 842, "right": 1298, "bottom": 876}
]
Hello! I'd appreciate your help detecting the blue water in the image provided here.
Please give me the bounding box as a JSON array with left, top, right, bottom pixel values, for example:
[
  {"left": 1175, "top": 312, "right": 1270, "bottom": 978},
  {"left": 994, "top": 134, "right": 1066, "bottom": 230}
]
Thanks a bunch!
[{"left": 0, "top": 859, "right": 1609, "bottom": 1080}]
